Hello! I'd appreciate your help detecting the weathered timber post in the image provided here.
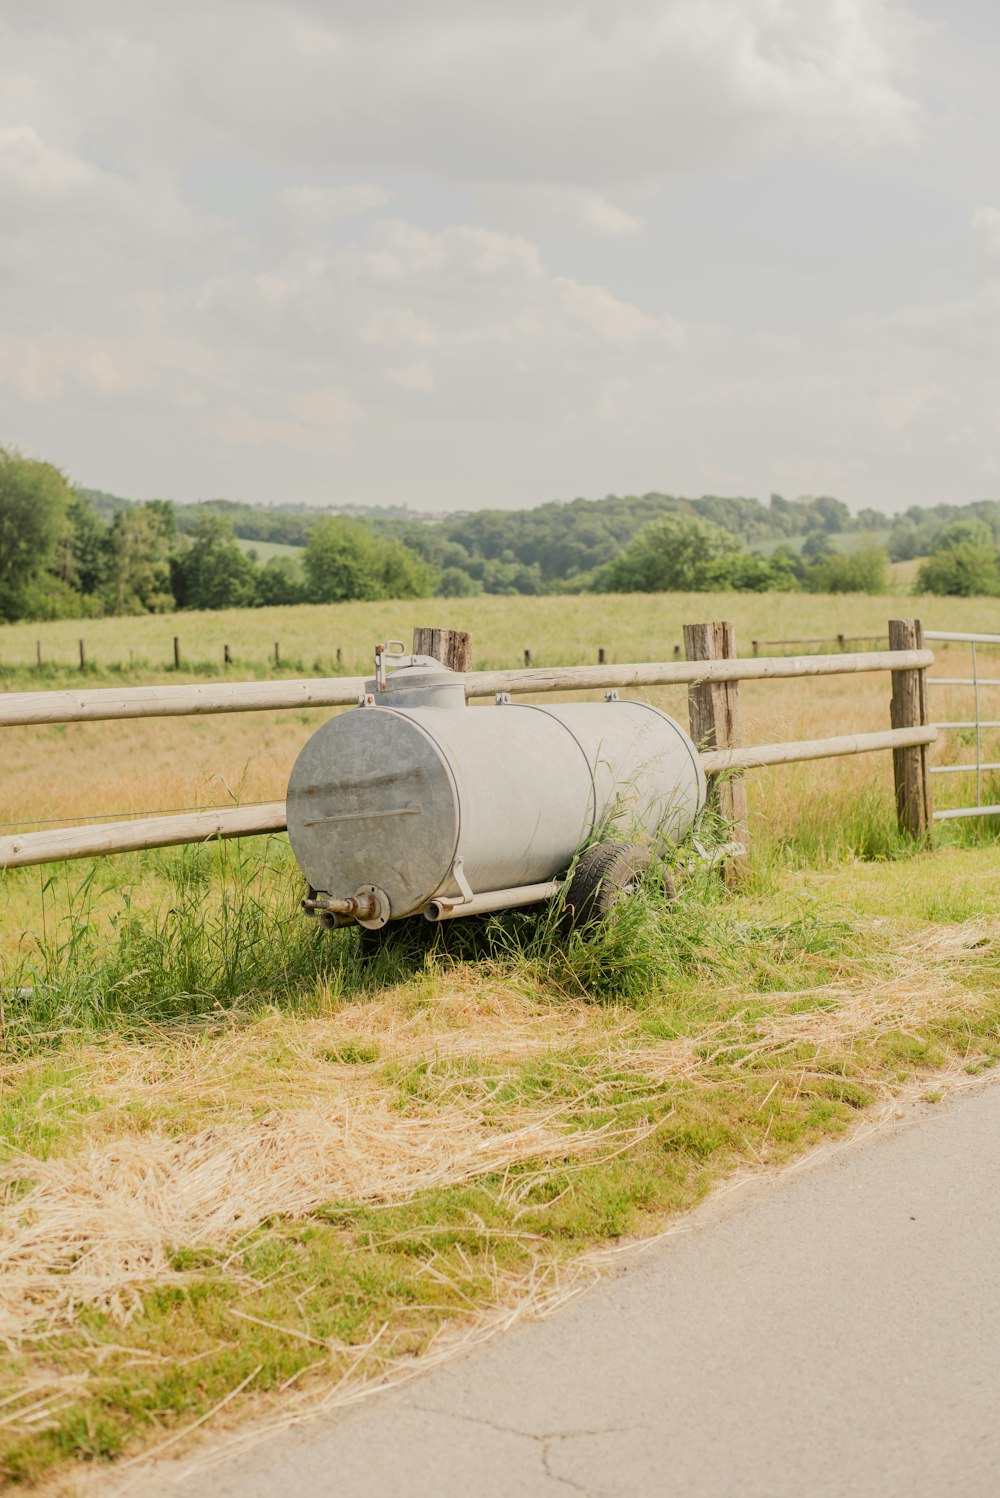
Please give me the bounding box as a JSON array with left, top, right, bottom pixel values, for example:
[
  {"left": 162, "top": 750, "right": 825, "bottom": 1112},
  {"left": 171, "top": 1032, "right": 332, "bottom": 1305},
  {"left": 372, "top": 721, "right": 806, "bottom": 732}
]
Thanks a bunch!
[
  {"left": 524, "top": 648, "right": 532, "bottom": 668},
  {"left": 274, "top": 642, "right": 281, "bottom": 667},
  {"left": 412, "top": 627, "right": 473, "bottom": 672},
  {"left": 224, "top": 644, "right": 232, "bottom": 668},
  {"left": 79, "top": 639, "right": 87, "bottom": 672},
  {"left": 336, "top": 647, "right": 342, "bottom": 666},
  {"left": 598, "top": 647, "right": 606, "bottom": 665},
  {"left": 683, "top": 620, "right": 749, "bottom": 874},
  {"left": 889, "top": 618, "right": 932, "bottom": 840},
  {"left": 36, "top": 641, "right": 42, "bottom": 669},
  {"left": 173, "top": 636, "right": 181, "bottom": 669}
]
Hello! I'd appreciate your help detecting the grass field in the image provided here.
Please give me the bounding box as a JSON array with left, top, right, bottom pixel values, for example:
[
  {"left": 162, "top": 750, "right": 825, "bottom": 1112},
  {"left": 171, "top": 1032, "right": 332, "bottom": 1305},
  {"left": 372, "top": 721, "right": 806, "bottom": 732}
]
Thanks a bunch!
[
  {"left": 233, "top": 538, "right": 305, "bottom": 563},
  {"left": 2, "top": 590, "right": 1000, "bottom": 1489},
  {"left": 3, "top": 587, "right": 998, "bottom": 675}
]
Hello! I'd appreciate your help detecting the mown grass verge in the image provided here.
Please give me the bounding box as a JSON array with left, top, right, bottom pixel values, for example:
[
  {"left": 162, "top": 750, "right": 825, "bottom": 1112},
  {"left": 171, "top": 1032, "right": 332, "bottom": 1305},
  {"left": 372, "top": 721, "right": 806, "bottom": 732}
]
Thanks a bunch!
[{"left": 1, "top": 809, "right": 1000, "bottom": 1486}]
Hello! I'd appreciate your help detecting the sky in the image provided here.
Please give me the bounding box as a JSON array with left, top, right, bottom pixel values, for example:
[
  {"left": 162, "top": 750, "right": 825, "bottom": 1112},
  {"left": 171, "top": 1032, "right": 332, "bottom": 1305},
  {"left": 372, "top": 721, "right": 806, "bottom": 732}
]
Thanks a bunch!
[{"left": 1, "top": 0, "right": 999, "bottom": 514}]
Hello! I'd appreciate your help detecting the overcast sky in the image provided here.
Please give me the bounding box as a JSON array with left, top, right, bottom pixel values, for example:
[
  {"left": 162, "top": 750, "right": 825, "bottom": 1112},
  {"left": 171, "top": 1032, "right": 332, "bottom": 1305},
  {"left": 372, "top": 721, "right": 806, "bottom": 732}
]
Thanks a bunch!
[{"left": 2, "top": 1, "right": 998, "bottom": 513}]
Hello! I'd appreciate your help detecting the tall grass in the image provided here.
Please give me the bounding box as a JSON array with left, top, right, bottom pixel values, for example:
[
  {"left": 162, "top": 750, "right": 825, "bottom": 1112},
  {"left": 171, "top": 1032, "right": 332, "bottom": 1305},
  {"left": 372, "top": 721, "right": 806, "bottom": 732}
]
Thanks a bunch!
[
  {"left": 1, "top": 824, "right": 866, "bottom": 1057},
  {"left": 755, "top": 780, "right": 917, "bottom": 865},
  {"left": 1, "top": 840, "right": 337, "bottom": 1051},
  {"left": 4, "top": 765, "right": 995, "bottom": 1058}
]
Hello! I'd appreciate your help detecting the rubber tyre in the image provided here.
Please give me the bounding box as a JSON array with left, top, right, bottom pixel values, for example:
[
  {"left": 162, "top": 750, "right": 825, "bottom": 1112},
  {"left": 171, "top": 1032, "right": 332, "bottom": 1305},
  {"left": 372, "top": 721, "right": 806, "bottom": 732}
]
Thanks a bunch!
[{"left": 562, "top": 842, "right": 675, "bottom": 929}]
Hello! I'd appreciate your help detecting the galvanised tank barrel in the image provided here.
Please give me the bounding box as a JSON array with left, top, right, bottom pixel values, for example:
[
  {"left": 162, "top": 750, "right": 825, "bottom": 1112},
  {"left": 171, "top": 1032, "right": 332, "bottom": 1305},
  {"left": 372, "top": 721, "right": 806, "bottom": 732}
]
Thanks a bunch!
[{"left": 287, "top": 691, "right": 706, "bottom": 923}]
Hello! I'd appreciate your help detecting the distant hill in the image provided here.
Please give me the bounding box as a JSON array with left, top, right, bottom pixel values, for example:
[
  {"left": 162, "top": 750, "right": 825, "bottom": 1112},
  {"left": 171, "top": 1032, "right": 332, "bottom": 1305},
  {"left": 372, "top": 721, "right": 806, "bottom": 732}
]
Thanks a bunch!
[
  {"left": 73, "top": 485, "right": 1000, "bottom": 592},
  {"left": 74, "top": 490, "right": 432, "bottom": 547}
]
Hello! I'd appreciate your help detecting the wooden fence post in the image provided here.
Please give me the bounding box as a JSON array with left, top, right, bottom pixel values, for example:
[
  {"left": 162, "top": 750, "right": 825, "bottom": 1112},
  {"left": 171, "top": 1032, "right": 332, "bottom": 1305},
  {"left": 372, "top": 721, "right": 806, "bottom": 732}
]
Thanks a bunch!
[
  {"left": 173, "top": 636, "right": 181, "bottom": 670},
  {"left": 889, "top": 618, "right": 932, "bottom": 839},
  {"left": 412, "top": 627, "right": 473, "bottom": 672},
  {"left": 524, "top": 648, "right": 532, "bottom": 668},
  {"left": 683, "top": 620, "right": 750, "bottom": 874},
  {"left": 598, "top": 647, "right": 606, "bottom": 665},
  {"left": 224, "top": 644, "right": 232, "bottom": 668},
  {"left": 79, "top": 639, "right": 87, "bottom": 672},
  {"left": 274, "top": 642, "right": 281, "bottom": 668},
  {"left": 36, "top": 641, "right": 42, "bottom": 669}
]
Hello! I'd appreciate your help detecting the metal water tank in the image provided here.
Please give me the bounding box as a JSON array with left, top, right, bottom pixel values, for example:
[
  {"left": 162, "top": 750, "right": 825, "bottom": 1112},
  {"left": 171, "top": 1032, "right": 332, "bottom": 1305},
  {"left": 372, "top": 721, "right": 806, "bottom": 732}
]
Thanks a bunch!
[{"left": 287, "top": 649, "right": 706, "bottom": 928}]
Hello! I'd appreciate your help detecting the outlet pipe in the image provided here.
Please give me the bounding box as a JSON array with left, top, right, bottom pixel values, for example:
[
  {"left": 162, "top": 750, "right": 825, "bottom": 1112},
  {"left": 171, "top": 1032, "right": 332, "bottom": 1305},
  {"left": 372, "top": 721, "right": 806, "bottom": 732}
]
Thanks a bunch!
[{"left": 424, "top": 881, "right": 562, "bottom": 923}]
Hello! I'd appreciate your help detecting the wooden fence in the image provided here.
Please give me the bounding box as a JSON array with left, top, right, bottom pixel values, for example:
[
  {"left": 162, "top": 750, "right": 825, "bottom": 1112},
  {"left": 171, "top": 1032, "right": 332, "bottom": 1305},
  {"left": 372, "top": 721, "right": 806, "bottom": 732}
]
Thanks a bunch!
[{"left": 0, "top": 619, "right": 936, "bottom": 871}]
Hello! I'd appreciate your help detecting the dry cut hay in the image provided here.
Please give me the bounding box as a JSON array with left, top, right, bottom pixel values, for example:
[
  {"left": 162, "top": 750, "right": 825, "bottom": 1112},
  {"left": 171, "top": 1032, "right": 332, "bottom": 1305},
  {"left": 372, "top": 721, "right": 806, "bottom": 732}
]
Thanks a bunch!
[
  {"left": 621, "top": 919, "right": 1000, "bottom": 1085},
  {"left": 0, "top": 1089, "right": 597, "bottom": 1348},
  {"left": 33, "top": 972, "right": 608, "bottom": 1130}
]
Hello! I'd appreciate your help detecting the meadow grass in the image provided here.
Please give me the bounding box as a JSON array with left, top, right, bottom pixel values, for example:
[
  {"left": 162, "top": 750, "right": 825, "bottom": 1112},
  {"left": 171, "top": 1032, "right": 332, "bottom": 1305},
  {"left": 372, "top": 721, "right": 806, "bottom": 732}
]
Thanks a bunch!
[
  {"left": 2, "top": 591, "right": 1000, "bottom": 1485},
  {"left": 2, "top": 587, "right": 998, "bottom": 676}
]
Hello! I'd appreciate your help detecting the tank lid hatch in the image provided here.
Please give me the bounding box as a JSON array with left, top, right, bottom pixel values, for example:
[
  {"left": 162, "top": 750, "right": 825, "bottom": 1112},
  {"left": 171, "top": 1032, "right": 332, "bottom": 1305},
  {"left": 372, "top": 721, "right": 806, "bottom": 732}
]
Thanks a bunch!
[{"left": 364, "top": 653, "right": 466, "bottom": 708}]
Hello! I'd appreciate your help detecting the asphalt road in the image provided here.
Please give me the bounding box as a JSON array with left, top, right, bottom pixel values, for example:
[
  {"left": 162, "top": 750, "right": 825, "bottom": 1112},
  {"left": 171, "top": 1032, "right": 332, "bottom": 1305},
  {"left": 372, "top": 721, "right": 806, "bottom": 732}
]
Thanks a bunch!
[{"left": 138, "top": 1080, "right": 1000, "bottom": 1498}]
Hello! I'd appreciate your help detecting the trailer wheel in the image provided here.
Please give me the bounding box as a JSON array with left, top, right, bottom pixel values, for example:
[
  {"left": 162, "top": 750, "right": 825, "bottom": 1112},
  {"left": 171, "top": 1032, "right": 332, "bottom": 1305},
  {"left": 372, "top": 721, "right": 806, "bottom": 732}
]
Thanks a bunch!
[{"left": 562, "top": 842, "right": 675, "bottom": 929}]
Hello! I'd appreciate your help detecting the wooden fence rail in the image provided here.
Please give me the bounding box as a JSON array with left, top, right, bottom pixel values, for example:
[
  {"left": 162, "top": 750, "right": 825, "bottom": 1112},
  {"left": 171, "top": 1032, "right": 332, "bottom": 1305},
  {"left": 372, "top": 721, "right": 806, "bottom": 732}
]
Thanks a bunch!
[
  {"left": 0, "top": 649, "right": 933, "bottom": 728},
  {"left": 0, "top": 804, "right": 288, "bottom": 869},
  {"left": 0, "top": 620, "right": 936, "bottom": 869},
  {"left": 0, "top": 727, "right": 937, "bottom": 870}
]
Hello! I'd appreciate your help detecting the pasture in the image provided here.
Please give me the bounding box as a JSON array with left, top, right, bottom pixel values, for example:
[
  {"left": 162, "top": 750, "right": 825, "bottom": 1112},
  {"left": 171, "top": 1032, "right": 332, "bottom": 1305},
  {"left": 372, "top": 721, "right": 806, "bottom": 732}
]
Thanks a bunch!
[{"left": 2, "top": 590, "right": 1000, "bottom": 1488}]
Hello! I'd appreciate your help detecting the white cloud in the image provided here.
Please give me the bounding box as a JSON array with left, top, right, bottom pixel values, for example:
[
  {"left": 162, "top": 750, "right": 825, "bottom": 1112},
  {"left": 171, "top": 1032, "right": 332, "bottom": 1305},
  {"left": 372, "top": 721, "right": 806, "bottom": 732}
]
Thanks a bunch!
[
  {"left": 270, "top": 184, "right": 392, "bottom": 250},
  {"left": 214, "top": 388, "right": 361, "bottom": 456},
  {"left": 7, "top": 0, "right": 1000, "bottom": 516},
  {"left": 478, "top": 185, "right": 645, "bottom": 239},
  {"left": 878, "top": 384, "right": 945, "bottom": 433},
  {"left": 558, "top": 281, "right": 658, "bottom": 345},
  {"left": 276, "top": 184, "right": 391, "bottom": 223},
  {"left": 0, "top": 2, "right": 923, "bottom": 192},
  {"left": 385, "top": 363, "right": 436, "bottom": 392},
  {"left": 360, "top": 310, "right": 439, "bottom": 349},
  {"left": 872, "top": 212, "right": 1000, "bottom": 359}
]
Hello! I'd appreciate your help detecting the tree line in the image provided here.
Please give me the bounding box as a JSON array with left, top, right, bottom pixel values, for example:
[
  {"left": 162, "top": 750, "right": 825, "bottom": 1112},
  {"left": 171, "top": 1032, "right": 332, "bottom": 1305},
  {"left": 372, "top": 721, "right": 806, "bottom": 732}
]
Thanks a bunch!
[
  {"left": 0, "top": 451, "right": 432, "bottom": 623},
  {"left": 3, "top": 447, "right": 1000, "bottom": 623}
]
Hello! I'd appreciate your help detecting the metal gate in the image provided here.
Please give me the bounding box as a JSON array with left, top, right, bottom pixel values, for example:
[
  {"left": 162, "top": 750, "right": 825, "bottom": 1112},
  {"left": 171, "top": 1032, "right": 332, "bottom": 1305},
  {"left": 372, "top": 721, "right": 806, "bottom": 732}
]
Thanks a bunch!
[{"left": 926, "top": 629, "right": 1000, "bottom": 821}]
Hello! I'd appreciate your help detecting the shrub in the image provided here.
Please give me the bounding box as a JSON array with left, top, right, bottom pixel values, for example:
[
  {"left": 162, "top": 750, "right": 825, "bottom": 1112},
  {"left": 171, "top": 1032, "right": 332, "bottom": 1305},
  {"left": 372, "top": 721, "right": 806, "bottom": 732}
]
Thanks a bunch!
[
  {"left": 915, "top": 523, "right": 1000, "bottom": 597},
  {"left": 804, "top": 541, "right": 888, "bottom": 594}
]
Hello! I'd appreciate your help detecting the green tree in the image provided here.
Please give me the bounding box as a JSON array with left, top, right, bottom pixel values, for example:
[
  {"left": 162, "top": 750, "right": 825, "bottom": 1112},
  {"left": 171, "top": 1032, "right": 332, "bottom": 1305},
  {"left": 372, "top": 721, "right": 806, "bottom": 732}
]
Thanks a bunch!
[
  {"left": 915, "top": 523, "right": 1000, "bottom": 597},
  {"left": 256, "top": 556, "right": 306, "bottom": 606},
  {"left": 437, "top": 566, "right": 483, "bottom": 597},
  {"left": 806, "top": 495, "right": 852, "bottom": 533},
  {"left": 174, "top": 515, "right": 260, "bottom": 610},
  {"left": 804, "top": 541, "right": 888, "bottom": 594},
  {"left": 54, "top": 493, "right": 108, "bottom": 597},
  {"left": 927, "top": 520, "right": 993, "bottom": 551},
  {"left": 0, "top": 448, "right": 72, "bottom": 621},
  {"left": 727, "top": 550, "right": 800, "bottom": 592},
  {"left": 801, "top": 530, "right": 835, "bottom": 563},
  {"left": 595, "top": 515, "right": 740, "bottom": 593},
  {"left": 303, "top": 518, "right": 433, "bottom": 602},
  {"left": 102, "top": 503, "right": 177, "bottom": 614}
]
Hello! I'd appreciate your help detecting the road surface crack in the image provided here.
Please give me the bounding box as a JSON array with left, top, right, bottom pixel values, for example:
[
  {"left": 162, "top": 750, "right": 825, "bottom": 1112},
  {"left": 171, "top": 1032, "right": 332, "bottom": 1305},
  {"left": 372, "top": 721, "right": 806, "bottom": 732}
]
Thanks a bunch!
[{"left": 403, "top": 1401, "right": 629, "bottom": 1494}]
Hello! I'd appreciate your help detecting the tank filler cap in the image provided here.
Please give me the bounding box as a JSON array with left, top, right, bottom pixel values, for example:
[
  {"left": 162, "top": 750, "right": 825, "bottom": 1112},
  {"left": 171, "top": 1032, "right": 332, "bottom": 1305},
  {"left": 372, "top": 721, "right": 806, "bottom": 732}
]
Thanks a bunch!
[{"left": 363, "top": 642, "right": 466, "bottom": 709}]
